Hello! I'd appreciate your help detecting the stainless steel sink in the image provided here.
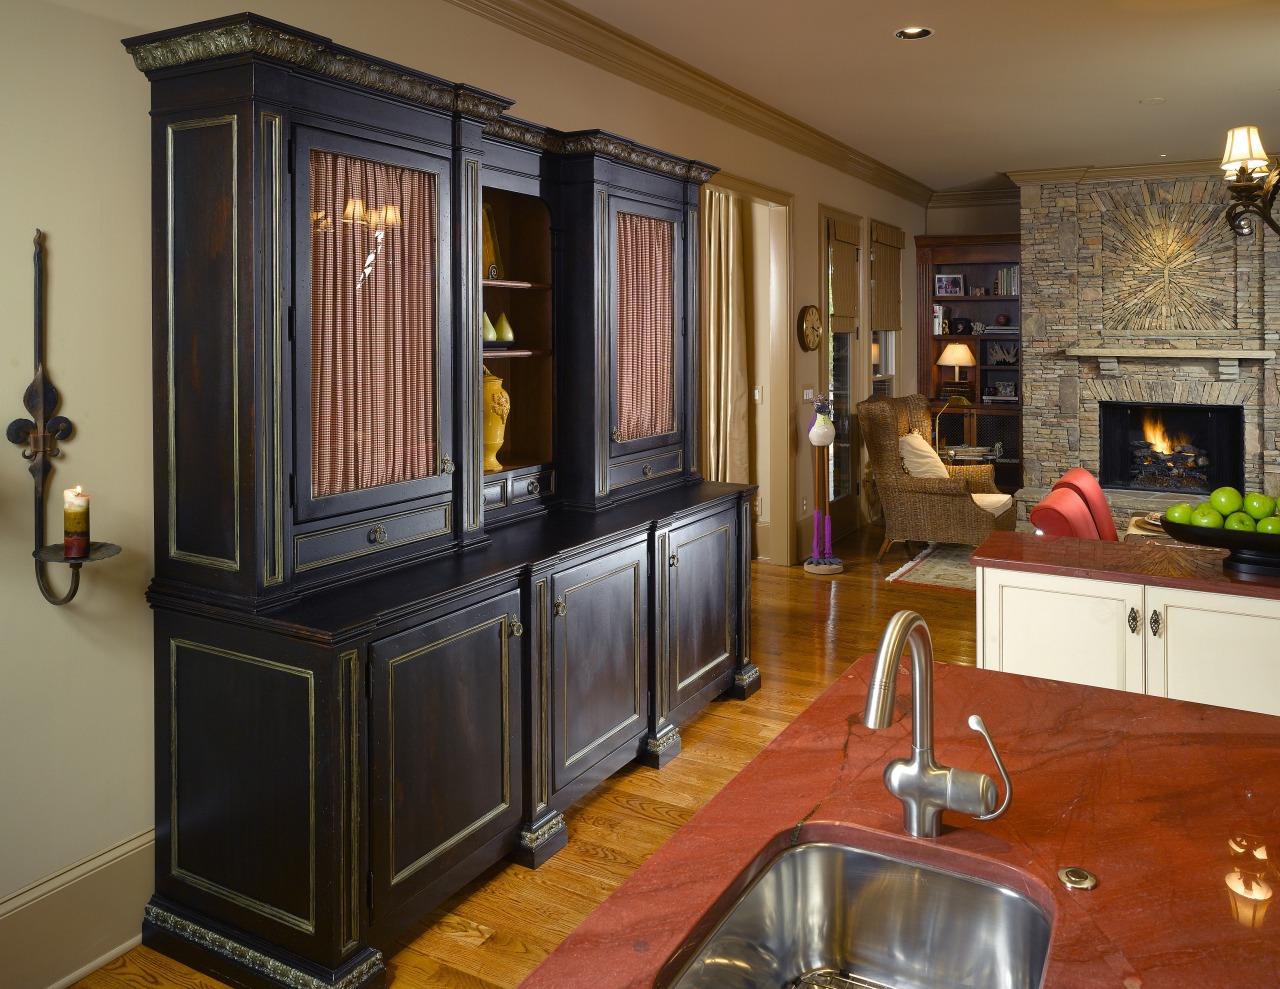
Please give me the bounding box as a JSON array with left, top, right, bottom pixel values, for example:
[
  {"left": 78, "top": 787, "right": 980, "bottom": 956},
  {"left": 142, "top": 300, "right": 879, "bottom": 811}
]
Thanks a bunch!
[{"left": 666, "top": 842, "right": 1052, "bottom": 989}]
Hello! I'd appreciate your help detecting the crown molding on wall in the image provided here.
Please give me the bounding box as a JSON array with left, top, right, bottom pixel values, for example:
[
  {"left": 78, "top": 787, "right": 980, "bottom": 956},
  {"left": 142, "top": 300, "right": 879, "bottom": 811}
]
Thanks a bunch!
[
  {"left": 1008, "top": 159, "right": 1222, "bottom": 186},
  {"left": 440, "top": 0, "right": 934, "bottom": 207},
  {"left": 929, "top": 188, "right": 1020, "bottom": 210}
]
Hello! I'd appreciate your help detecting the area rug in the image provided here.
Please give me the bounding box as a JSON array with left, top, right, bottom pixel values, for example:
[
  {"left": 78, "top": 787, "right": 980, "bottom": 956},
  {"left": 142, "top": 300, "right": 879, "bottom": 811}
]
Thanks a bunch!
[{"left": 884, "top": 543, "right": 976, "bottom": 592}]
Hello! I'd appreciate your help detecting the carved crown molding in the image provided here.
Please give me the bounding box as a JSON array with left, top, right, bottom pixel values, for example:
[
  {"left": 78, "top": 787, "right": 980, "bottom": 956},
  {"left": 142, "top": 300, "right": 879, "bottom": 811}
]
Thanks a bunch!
[
  {"left": 480, "top": 121, "right": 718, "bottom": 181},
  {"left": 929, "top": 188, "right": 1020, "bottom": 210},
  {"left": 123, "top": 16, "right": 512, "bottom": 121},
  {"left": 1008, "top": 159, "right": 1221, "bottom": 187}
]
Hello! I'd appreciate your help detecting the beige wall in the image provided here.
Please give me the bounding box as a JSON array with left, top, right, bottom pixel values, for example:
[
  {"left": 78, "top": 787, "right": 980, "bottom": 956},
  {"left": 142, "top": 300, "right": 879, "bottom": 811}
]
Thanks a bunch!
[{"left": 0, "top": 1, "right": 924, "bottom": 982}]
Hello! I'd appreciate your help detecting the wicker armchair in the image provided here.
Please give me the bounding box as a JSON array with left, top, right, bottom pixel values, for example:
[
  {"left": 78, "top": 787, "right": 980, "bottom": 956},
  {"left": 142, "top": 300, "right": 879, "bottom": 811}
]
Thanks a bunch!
[{"left": 857, "top": 394, "right": 1016, "bottom": 561}]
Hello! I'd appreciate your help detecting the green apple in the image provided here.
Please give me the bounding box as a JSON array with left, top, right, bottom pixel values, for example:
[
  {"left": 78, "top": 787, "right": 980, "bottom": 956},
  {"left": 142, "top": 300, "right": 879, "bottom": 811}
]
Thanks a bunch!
[
  {"left": 1257, "top": 516, "right": 1280, "bottom": 535},
  {"left": 1164, "top": 503, "right": 1193, "bottom": 525},
  {"left": 1225, "top": 512, "right": 1257, "bottom": 532},
  {"left": 1191, "top": 504, "right": 1225, "bottom": 528},
  {"left": 1210, "top": 486, "right": 1244, "bottom": 516},
  {"left": 1244, "top": 491, "right": 1277, "bottom": 520}
]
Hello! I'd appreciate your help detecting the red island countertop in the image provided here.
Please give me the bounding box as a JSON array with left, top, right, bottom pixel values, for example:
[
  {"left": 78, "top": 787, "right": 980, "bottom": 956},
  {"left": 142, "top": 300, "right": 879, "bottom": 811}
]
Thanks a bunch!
[
  {"left": 972, "top": 529, "right": 1280, "bottom": 602},
  {"left": 521, "top": 657, "right": 1280, "bottom": 989}
]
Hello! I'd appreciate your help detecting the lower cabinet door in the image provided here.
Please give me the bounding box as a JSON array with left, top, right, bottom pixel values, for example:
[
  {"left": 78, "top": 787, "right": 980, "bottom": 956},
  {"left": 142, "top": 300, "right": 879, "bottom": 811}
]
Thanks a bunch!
[
  {"left": 1146, "top": 586, "right": 1280, "bottom": 716},
  {"left": 368, "top": 590, "right": 522, "bottom": 920},
  {"left": 663, "top": 507, "right": 737, "bottom": 718},
  {"left": 550, "top": 541, "right": 650, "bottom": 793},
  {"left": 979, "top": 567, "right": 1145, "bottom": 692}
]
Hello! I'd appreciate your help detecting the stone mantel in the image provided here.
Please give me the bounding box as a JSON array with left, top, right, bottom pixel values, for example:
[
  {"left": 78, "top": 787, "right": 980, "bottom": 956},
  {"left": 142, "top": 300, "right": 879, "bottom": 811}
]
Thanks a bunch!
[{"left": 1063, "top": 346, "right": 1276, "bottom": 381}]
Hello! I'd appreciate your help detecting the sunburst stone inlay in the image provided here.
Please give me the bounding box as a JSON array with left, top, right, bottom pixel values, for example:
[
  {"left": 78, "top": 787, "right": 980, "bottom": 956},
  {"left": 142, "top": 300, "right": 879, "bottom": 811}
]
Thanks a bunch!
[{"left": 1102, "top": 204, "right": 1235, "bottom": 337}]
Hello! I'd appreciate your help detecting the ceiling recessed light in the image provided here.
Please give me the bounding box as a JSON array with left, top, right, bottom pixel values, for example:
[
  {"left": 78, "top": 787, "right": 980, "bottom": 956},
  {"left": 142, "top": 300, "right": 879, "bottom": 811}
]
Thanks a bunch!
[{"left": 895, "top": 26, "right": 933, "bottom": 40}]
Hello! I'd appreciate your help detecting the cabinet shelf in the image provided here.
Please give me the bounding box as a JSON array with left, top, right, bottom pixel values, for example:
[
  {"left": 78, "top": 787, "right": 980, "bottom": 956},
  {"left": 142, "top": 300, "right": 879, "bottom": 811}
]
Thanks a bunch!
[
  {"left": 932, "top": 294, "right": 1018, "bottom": 303},
  {"left": 481, "top": 348, "right": 548, "bottom": 359},
  {"left": 483, "top": 278, "right": 551, "bottom": 290}
]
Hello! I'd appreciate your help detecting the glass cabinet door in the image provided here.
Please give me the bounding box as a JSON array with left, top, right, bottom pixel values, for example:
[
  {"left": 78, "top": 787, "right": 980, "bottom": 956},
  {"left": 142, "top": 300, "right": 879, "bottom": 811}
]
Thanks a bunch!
[
  {"left": 294, "top": 129, "right": 452, "bottom": 521},
  {"left": 611, "top": 202, "right": 682, "bottom": 450}
]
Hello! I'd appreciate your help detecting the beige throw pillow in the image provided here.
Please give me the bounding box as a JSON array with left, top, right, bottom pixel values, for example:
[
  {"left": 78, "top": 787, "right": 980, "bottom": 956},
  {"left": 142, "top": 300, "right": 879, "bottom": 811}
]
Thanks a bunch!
[{"left": 899, "top": 432, "right": 950, "bottom": 479}]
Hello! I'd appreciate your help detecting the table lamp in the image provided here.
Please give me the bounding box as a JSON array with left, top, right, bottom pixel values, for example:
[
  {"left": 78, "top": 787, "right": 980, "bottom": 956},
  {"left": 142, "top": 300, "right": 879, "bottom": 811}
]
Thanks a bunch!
[{"left": 936, "top": 341, "right": 975, "bottom": 400}]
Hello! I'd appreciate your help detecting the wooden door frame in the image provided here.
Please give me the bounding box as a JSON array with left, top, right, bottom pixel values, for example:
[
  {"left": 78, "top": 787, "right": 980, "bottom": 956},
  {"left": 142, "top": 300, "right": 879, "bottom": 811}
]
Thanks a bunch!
[{"left": 818, "top": 204, "right": 868, "bottom": 537}]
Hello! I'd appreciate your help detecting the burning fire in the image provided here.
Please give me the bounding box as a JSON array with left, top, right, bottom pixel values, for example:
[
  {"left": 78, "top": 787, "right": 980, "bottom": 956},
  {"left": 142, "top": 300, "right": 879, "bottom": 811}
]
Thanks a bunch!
[{"left": 1142, "top": 412, "right": 1191, "bottom": 457}]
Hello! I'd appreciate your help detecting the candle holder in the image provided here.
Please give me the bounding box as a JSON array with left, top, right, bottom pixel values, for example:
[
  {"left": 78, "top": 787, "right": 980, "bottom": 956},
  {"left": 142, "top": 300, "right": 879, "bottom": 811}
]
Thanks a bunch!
[{"left": 6, "top": 230, "right": 120, "bottom": 605}]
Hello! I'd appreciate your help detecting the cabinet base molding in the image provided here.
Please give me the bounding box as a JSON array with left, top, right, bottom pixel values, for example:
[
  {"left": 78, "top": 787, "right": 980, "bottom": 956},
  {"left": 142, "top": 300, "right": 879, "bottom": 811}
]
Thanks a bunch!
[
  {"left": 513, "top": 813, "right": 568, "bottom": 869},
  {"left": 143, "top": 903, "right": 385, "bottom": 989},
  {"left": 639, "top": 725, "right": 682, "bottom": 768},
  {"left": 730, "top": 663, "right": 762, "bottom": 699}
]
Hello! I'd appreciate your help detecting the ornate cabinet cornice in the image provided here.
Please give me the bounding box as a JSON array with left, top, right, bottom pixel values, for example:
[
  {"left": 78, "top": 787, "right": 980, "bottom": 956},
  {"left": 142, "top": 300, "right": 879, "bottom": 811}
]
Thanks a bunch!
[{"left": 123, "top": 15, "right": 512, "bottom": 120}]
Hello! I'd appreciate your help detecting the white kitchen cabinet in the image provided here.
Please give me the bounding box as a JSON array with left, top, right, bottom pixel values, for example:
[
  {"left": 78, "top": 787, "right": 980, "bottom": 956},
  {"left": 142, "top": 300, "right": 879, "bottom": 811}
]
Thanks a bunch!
[{"left": 978, "top": 566, "right": 1280, "bottom": 716}]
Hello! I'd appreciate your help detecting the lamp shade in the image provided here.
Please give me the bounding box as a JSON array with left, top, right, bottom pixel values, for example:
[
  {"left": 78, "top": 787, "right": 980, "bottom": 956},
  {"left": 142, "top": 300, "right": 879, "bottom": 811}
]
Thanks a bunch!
[
  {"left": 936, "top": 342, "right": 975, "bottom": 369},
  {"left": 1222, "top": 126, "right": 1270, "bottom": 176}
]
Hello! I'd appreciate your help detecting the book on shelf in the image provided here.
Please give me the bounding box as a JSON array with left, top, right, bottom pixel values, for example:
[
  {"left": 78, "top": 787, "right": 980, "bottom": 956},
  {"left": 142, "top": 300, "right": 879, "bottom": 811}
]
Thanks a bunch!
[{"left": 932, "top": 304, "right": 950, "bottom": 335}]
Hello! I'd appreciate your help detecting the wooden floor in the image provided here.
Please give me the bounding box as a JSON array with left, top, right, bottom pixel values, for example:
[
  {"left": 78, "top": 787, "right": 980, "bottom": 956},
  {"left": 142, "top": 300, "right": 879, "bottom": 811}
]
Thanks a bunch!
[{"left": 76, "top": 527, "right": 977, "bottom": 989}]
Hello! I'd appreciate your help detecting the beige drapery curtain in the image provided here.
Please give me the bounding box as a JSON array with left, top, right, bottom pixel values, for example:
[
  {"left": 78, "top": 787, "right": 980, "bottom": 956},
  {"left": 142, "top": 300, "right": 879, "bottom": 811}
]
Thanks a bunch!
[
  {"left": 310, "top": 150, "right": 436, "bottom": 498},
  {"left": 700, "top": 187, "right": 750, "bottom": 484}
]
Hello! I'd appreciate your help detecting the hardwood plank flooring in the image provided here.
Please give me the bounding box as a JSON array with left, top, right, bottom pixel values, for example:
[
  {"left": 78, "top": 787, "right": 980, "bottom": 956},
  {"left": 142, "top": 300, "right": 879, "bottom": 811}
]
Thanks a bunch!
[{"left": 74, "top": 529, "right": 976, "bottom": 989}]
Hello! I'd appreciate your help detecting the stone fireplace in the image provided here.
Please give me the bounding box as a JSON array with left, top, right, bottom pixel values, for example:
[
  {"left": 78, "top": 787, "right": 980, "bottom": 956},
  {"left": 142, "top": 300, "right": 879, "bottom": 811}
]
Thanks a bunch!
[{"left": 1009, "top": 167, "right": 1280, "bottom": 526}]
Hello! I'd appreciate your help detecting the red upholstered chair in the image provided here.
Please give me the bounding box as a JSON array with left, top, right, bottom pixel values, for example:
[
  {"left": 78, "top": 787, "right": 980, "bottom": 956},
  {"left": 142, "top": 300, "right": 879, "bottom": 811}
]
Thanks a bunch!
[
  {"left": 1030, "top": 487, "right": 1102, "bottom": 539},
  {"left": 1052, "top": 467, "right": 1119, "bottom": 541}
]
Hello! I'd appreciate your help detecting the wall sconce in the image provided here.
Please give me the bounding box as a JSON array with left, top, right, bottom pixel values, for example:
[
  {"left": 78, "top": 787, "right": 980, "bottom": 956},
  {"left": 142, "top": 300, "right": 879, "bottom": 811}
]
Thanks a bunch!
[
  {"left": 6, "top": 231, "right": 120, "bottom": 605},
  {"left": 1221, "top": 125, "right": 1280, "bottom": 236}
]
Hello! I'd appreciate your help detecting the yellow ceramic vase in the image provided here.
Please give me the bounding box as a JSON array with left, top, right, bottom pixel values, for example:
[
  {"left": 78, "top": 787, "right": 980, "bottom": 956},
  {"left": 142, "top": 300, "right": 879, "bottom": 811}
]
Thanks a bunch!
[{"left": 482, "top": 366, "right": 510, "bottom": 472}]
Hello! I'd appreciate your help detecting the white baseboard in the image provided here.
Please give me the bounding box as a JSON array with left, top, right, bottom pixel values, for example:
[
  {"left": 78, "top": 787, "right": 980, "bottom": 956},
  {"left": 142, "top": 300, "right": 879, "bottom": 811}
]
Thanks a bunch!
[{"left": 0, "top": 831, "right": 154, "bottom": 989}]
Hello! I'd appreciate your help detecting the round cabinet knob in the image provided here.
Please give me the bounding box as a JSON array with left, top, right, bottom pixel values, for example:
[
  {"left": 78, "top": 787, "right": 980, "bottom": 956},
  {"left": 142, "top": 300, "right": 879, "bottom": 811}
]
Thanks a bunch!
[
  {"left": 553, "top": 597, "right": 567, "bottom": 618},
  {"left": 527, "top": 478, "right": 541, "bottom": 495},
  {"left": 368, "top": 523, "right": 388, "bottom": 544},
  {"left": 510, "top": 617, "right": 524, "bottom": 637}
]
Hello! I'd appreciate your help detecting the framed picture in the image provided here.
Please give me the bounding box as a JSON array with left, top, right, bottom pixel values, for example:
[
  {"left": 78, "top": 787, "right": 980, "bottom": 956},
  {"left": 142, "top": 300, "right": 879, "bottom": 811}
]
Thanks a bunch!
[{"left": 935, "top": 274, "right": 965, "bottom": 296}]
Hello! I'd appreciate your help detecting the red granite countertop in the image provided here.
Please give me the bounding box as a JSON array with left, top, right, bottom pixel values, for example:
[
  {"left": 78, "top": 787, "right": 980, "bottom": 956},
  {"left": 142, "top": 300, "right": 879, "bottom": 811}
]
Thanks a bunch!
[
  {"left": 521, "top": 658, "right": 1280, "bottom": 989},
  {"left": 972, "top": 529, "right": 1280, "bottom": 601}
]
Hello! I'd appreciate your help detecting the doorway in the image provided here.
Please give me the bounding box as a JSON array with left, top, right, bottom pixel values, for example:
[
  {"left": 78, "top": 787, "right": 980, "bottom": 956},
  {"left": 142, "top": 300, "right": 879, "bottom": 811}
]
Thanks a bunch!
[{"left": 821, "top": 208, "right": 864, "bottom": 537}]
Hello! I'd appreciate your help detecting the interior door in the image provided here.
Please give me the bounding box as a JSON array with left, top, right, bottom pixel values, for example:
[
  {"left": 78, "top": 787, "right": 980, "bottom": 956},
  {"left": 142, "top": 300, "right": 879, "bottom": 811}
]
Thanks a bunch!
[{"left": 825, "top": 215, "right": 861, "bottom": 535}]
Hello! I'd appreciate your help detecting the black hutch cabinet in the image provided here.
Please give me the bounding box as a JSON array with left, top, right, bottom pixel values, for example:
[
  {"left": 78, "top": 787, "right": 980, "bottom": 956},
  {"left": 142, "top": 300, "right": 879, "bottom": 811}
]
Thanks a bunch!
[{"left": 124, "top": 13, "right": 758, "bottom": 989}]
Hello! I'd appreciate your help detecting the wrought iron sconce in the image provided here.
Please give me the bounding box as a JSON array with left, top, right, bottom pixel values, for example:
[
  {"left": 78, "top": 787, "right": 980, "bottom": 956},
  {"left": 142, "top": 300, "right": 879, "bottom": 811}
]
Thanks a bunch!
[
  {"left": 7, "top": 230, "right": 120, "bottom": 604},
  {"left": 1221, "top": 125, "right": 1280, "bottom": 237}
]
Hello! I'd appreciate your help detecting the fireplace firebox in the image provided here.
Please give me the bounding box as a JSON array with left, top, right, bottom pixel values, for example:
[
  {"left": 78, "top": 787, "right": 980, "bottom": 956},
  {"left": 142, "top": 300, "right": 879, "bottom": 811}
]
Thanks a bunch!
[{"left": 1098, "top": 402, "right": 1243, "bottom": 495}]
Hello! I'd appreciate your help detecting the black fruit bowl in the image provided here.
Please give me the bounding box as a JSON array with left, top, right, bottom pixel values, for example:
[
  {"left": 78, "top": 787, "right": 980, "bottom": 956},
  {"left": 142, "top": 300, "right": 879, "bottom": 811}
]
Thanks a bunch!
[{"left": 1161, "top": 518, "right": 1280, "bottom": 578}]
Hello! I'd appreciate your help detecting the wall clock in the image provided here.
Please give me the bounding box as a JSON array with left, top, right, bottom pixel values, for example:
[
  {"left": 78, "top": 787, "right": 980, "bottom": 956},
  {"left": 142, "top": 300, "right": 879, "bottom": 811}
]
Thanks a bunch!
[{"left": 797, "top": 304, "right": 822, "bottom": 351}]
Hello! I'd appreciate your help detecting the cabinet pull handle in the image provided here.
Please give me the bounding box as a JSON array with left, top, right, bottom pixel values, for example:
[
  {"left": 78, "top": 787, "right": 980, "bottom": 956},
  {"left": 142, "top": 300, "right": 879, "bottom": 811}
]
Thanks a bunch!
[
  {"left": 554, "top": 597, "right": 567, "bottom": 618},
  {"left": 1127, "top": 607, "right": 1139, "bottom": 634},
  {"left": 1149, "top": 610, "right": 1162, "bottom": 637},
  {"left": 642, "top": 463, "right": 653, "bottom": 477},
  {"left": 441, "top": 454, "right": 455, "bottom": 474},
  {"left": 611, "top": 428, "right": 622, "bottom": 443},
  {"left": 368, "top": 523, "right": 388, "bottom": 544},
  {"left": 527, "top": 478, "right": 540, "bottom": 495},
  {"left": 669, "top": 553, "right": 678, "bottom": 568},
  {"left": 510, "top": 616, "right": 524, "bottom": 637}
]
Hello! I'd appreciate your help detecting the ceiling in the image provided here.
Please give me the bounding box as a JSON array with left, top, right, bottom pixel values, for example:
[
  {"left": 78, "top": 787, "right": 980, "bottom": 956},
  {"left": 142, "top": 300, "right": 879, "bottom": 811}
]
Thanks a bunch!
[{"left": 561, "top": 0, "right": 1280, "bottom": 194}]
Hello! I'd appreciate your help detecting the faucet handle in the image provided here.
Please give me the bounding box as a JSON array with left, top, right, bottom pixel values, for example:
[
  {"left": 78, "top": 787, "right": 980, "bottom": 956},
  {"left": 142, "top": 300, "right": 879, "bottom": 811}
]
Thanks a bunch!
[{"left": 967, "top": 714, "right": 1012, "bottom": 821}]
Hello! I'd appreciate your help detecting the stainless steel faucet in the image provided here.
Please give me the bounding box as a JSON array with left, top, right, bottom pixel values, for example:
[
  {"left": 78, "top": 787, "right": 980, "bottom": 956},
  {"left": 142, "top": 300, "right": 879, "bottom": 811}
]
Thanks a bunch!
[{"left": 864, "top": 610, "right": 1012, "bottom": 838}]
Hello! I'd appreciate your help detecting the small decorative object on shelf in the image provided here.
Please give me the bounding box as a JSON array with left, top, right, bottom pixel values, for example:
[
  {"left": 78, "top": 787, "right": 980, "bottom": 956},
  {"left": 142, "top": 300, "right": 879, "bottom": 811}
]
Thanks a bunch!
[
  {"left": 935, "top": 274, "right": 965, "bottom": 296},
  {"left": 989, "top": 342, "right": 1019, "bottom": 365},
  {"left": 482, "top": 310, "right": 497, "bottom": 342},
  {"left": 482, "top": 366, "right": 510, "bottom": 472},
  {"left": 482, "top": 202, "right": 504, "bottom": 279},
  {"left": 7, "top": 230, "right": 120, "bottom": 605},
  {"left": 995, "top": 313, "right": 1011, "bottom": 326},
  {"left": 495, "top": 311, "right": 515, "bottom": 342}
]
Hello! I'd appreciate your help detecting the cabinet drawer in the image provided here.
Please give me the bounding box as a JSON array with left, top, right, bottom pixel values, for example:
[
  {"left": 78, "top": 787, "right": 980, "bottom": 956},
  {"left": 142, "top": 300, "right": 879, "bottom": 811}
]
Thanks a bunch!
[
  {"left": 293, "top": 504, "right": 451, "bottom": 572},
  {"left": 511, "top": 467, "right": 555, "bottom": 505},
  {"left": 610, "top": 450, "right": 682, "bottom": 492}
]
